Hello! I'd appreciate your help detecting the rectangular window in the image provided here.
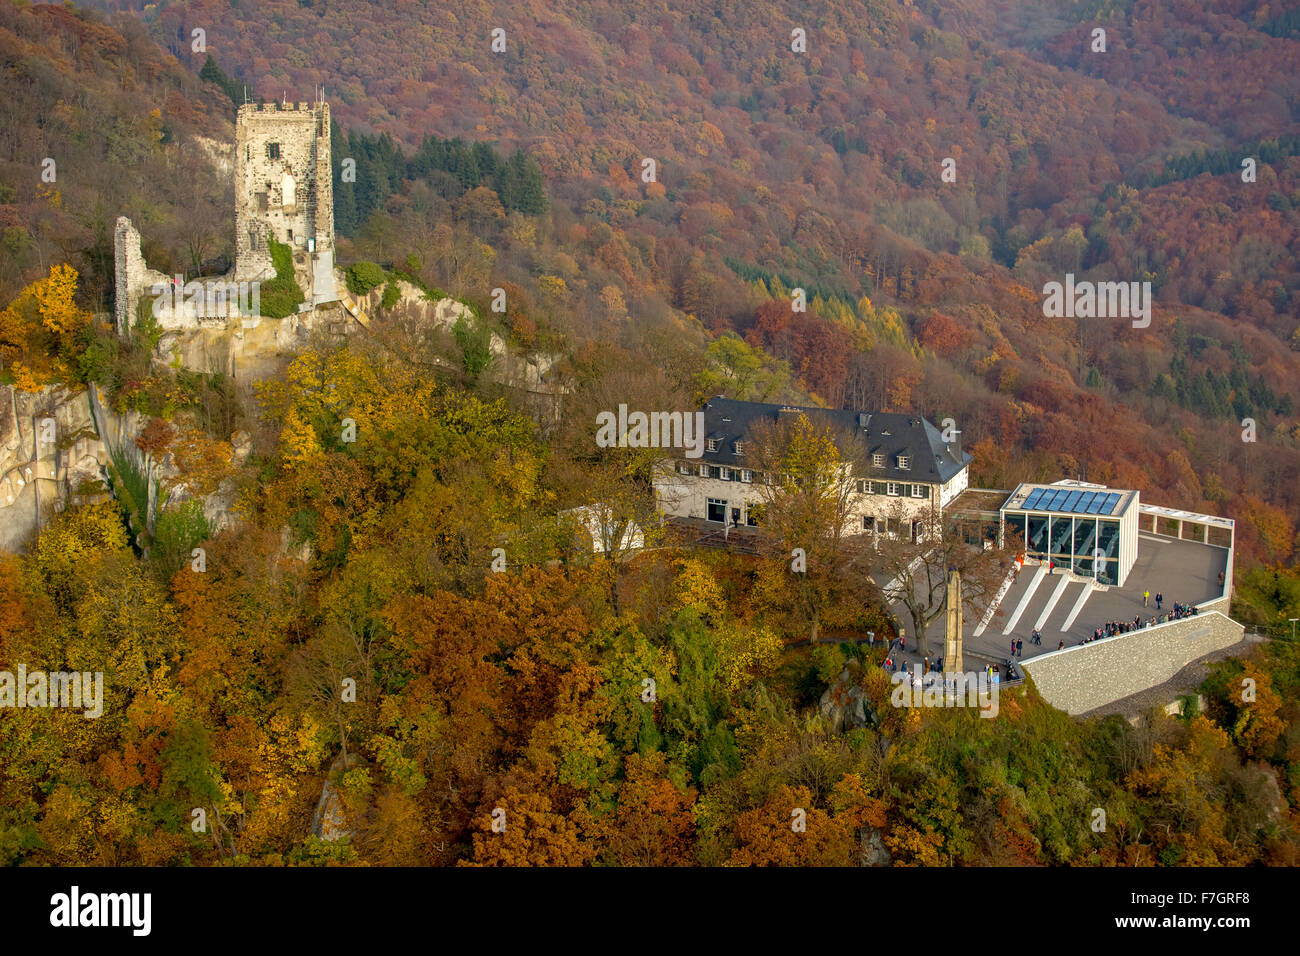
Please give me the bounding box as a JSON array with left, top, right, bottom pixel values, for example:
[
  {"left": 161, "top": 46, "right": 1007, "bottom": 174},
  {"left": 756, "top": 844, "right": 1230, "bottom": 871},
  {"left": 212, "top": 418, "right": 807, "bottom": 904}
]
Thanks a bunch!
[
  {"left": 1004, "top": 512, "right": 1027, "bottom": 549},
  {"left": 887, "top": 482, "right": 900, "bottom": 496},
  {"left": 1072, "top": 517, "right": 1098, "bottom": 572},
  {"left": 872, "top": 453, "right": 885, "bottom": 468},
  {"left": 1049, "top": 516, "right": 1072, "bottom": 560},
  {"left": 707, "top": 499, "right": 727, "bottom": 523},
  {"left": 733, "top": 441, "right": 745, "bottom": 455},
  {"left": 267, "top": 142, "right": 281, "bottom": 160},
  {"left": 719, "top": 467, "right": 731, "bottom": 481},
  {"left": 897, "top": 455, "right": 911, "bottom": 470},
  {"left": 862, "top": 516, "right": 875, "bottom": 531},
  {"left": 911, "top": 484, "right": 925, "bottom": 498},
  {"left": 709, "top": 466, "right": 722, "bottom": 479},
  {"left": 697, "top": 463, "right": 708, "bottom": 477},
  {"left": 740, "top": 469, "right": 753, "bottom": 483},
  {"left": 677, "top": 461, "right": 691, "bottom": 475},
  {"left": 1097, "top": 519, "right": 1120, "bottom": 560},
  {"left": 1027, "top": 514, "right": 1049, "bottom": 556},
  {"left": 706, "top": 438, "right": 718, "bottom": 453},
  {"left": 856, "top": 479, "right": 866, "bottom": 494}
]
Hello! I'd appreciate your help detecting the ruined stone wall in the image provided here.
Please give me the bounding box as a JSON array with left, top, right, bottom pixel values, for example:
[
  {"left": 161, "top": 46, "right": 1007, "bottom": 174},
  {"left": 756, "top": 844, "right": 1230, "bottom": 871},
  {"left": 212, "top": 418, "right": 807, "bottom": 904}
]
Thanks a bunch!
[
  {"left": 234, "top": 101, "right": 333, "bottom": 296},
  {"left": 1022, "top": 610, "right": 1244, "bottom": 716},
  {"left": 113, "top": 217, "right": 169, "bottom": 337}
]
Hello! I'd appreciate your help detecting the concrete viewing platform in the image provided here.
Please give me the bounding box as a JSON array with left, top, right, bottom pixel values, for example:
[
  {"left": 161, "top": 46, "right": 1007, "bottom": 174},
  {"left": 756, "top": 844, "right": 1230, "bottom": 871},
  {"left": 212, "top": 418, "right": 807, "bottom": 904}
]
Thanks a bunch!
[
  {"left": 965, "top": 532, "right": 1228, "bottom": 663},
  {"left": 875, "top": 530, "right": 1229, "bottom": 674}
]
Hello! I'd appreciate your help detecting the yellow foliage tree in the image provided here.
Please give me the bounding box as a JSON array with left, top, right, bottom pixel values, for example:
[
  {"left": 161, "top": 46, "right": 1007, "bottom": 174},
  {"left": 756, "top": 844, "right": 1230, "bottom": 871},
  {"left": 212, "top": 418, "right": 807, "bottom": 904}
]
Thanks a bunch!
[{"left": 0, "top": 263, "right": 92, "bottom": 389}]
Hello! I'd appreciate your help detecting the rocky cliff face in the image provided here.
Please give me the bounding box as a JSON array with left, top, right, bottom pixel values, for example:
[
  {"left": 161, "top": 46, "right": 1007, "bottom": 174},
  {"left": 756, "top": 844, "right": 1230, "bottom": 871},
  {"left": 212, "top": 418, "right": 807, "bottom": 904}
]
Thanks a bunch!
[
  {"left": 361, "top": 280, "right": 566, "bottom": 402},
  {"left": 0, "top": 385, "right": 112, "bottom": 552},
  {"left": 0, "top": 384, "right": 246, "bottom": 554}
]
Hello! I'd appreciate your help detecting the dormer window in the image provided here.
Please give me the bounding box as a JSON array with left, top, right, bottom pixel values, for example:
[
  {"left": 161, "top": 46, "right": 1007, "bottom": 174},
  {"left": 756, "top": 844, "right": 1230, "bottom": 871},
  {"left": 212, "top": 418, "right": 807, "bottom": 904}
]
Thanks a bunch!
[
  {"left": 872, "top": 453, "right": 885, "bottom": 468},
  {"left": 706, "top": 438, "right": 718, "bottom": 453},
  {"left": 733, "top": 440, "right": 745, "bottom": 456},
  {"left": 897, "top": 455, "right": 910, "bottom": 470}
]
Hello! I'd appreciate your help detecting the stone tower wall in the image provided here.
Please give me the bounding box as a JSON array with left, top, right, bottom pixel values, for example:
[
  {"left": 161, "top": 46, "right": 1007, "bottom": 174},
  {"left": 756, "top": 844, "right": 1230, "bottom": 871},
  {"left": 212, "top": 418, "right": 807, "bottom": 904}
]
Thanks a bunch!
[{"left": 234, "top": 101, "right": 333, "bottom": 283}]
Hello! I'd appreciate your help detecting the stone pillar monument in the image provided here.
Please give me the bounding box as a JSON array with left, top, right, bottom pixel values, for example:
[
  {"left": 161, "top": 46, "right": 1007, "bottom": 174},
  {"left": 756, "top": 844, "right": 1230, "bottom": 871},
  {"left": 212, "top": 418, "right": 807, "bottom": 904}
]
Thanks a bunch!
[{"left": 943, "top": 567, "right": 963, "bottom": 675}]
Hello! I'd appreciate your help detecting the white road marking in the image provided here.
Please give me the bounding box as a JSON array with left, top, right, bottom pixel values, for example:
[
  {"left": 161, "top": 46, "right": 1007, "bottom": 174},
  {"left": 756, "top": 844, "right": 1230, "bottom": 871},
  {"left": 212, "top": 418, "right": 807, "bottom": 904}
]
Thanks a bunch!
[
  {"left": 1061, "top": 579, "right": 1095, "bottom": 631},
  {"left": 973, "top": 565, "right": 1019, "bottom": 637},
  {"left": 1034, "top": 575, "right": 1073, "bottom": 631},
  {"left": 1003, "top": 565, "right": 1047, "bottom": 635}
]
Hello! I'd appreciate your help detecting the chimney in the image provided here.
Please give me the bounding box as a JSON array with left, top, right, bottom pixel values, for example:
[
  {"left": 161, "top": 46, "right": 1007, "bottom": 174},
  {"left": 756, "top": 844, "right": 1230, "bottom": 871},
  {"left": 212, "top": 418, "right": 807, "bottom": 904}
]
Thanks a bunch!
[{"left": 858, "top": 413, "right": 871, "bottom": 429}]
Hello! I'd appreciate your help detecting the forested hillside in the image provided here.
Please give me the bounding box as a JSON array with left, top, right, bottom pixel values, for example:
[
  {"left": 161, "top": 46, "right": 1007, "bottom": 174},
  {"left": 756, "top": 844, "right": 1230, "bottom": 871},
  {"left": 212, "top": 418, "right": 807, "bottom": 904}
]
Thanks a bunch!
[
  {"left": 60, "top": 0, "right": 1300, "bottom": 565},
  {"left": 1, "top": 0, "right": 1299, "bottom": 867}
]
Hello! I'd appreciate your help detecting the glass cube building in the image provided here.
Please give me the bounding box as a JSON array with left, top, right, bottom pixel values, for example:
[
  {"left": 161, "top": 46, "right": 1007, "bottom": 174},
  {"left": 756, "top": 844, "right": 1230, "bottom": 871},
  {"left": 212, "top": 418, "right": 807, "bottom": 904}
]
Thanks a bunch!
[{"left": 999, "top": 482, "right": 1140, "bottom": 586}]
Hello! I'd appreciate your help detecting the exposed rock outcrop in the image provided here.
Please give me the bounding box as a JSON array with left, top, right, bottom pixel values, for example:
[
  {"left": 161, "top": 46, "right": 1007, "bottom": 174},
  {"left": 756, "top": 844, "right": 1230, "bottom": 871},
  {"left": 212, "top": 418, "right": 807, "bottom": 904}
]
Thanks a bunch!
[
  {"left": 819, "top": 661, "right": 870, "bottom": 732},
  {"left": 311, "top": 752, "right": 368, "bottom": 843},
  {"left": 0, "top": 385, "right": 112, "bottom": 551},
  {"left": 0, "top": 383, "right": 246, "bottom": 553}
]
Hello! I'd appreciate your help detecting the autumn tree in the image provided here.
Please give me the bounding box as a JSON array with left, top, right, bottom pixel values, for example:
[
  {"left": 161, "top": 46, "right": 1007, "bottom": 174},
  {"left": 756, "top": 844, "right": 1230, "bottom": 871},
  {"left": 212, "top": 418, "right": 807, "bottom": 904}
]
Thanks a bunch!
[
  {"left": 873, "top": 503, "right": 1012, "bottom": 656},
  {"left": 747, "top": 412, "right": 873, "bottom": 642}
]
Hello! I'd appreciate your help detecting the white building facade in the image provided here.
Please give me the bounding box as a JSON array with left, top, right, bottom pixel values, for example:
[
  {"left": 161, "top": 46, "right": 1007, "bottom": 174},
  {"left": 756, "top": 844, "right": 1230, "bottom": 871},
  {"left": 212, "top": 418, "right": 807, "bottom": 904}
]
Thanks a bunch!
[{"left": 653, "top": 397, "right": 973, "bottom": 541}]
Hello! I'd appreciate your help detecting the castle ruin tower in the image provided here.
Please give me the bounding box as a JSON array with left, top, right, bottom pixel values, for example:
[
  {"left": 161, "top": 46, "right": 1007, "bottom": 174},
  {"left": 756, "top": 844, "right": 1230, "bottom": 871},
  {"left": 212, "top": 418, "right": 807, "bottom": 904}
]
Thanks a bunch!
[{"left": 234, "top": 99, "right": 337, "bottom": 305}]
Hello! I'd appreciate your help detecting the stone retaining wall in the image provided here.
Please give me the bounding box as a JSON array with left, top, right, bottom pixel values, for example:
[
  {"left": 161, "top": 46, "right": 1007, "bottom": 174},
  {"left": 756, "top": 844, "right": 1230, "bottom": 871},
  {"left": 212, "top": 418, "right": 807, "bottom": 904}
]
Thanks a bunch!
[{"left": 1022, "top": 610, "right": 1243, "bottom": 715}]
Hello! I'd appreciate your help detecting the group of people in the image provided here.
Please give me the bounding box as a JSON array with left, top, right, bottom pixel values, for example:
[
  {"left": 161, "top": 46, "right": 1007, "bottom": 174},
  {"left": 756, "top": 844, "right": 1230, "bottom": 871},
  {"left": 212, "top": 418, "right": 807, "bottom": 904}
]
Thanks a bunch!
[
  {"left": 1008, "top": 630, "right": 1043, "bottom": 658},
  {"left": 1090, "top": 616, "right": 1145, "bottom": 642},
  {"left": 1084, "top": 599, "right": 1199, "bottom": 645}
]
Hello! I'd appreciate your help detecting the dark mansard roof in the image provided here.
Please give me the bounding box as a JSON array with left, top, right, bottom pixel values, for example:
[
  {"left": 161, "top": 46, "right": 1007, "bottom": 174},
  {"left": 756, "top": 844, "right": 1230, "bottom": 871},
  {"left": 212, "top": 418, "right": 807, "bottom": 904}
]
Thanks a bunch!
[{"left": 694, "top": 396, "right": 972, "bottom": 484}]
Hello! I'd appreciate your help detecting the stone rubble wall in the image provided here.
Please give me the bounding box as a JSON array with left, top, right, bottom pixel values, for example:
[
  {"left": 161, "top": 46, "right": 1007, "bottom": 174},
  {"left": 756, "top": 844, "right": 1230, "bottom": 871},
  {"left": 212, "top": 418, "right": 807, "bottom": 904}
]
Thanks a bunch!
[{"left": 234, "top": 101, "right": 333, "bottom": 297}]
